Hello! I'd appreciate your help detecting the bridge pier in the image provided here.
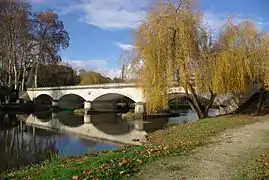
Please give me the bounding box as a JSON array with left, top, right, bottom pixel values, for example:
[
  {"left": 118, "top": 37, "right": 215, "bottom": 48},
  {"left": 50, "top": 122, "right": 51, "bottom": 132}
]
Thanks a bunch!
[
  {"left": 52, "top": 100, "right": 60, "bottom": 111},
  {"left": 84, "top": 114, "right": 91, "bottom": 124},
  {"left": 84, "top": 101, "right": 92, "bottom": 114},
  {"left": 51, "top": 112, "right": 57, "bottom": 119},
  {"left": 134, "top": 102, "right": 145, "bottom": 114},
  {"left": 133, "top": 121, "right": 144, "bottom": 131}
]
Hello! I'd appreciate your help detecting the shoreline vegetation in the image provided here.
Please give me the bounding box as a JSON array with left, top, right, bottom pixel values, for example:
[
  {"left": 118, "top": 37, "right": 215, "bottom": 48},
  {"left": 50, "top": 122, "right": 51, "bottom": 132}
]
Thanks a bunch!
[
  {"left": 2, "top": 114, "right": 267, "bottom": 180},
  {"left": 73, "top": 108, "right": 85, "bottom": 115}
]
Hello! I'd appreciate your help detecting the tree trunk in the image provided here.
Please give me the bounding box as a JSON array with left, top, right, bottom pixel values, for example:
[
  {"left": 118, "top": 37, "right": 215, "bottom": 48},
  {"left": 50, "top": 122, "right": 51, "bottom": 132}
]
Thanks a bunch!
[
  {"left": 34, "top": 42, "right": 43, "bottom": 88},
  {"left": 7, "top": 24, "right": 12, "bottom": 87},
  {"left": 34, "top": 62, "right": 39, "bottom": 88},
  {"left": 121, "top": 64, "right": 125, "bottom": 80},
  {"left": 21, "top": 64, "right": 26, "bottom": 91},
  {"left": 204, "top": 89, "right": 217, "bottom": 116},
  {"left": 11, "top": 35, "right": 17, "bottom": 90},
  {"left": 8, "top": 58, "right": 12, "bottom": 87},
  {"left": 13, "top": 64, "right": 18, "bottom": 90},
  {"left": 17, "top": 53, "right": 24, "bottom": 91},
  {"left": 186, "top": 84, "right": 206, "bottom": 119},
  {"left": 186, "top": 97, "right": 205, "bottom": 119},
  {"left": 256, "top": 88, "right": 265, "bottom": 115},
  {"left": 185, "top": 85, "right": 216, "bottom": 119}
]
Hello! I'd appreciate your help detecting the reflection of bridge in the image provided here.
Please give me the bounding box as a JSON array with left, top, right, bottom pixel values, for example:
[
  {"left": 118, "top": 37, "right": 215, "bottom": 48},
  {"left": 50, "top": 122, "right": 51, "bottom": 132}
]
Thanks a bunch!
[
  {"left": 24, "top": 113, "right": 148, "bottom": 145},
  {"left": 27, "top": 83, "right": 186, "bottom": 113}
]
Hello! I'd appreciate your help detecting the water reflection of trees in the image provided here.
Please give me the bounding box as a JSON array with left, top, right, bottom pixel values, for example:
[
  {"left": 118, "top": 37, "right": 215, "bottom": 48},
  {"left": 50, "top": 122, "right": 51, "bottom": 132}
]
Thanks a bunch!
[
  {"left": 0, "top": 114, "right": 19, "bottom": 130},
  {"left": 0, "top": 119, "right": 58, "bottom": 172}
]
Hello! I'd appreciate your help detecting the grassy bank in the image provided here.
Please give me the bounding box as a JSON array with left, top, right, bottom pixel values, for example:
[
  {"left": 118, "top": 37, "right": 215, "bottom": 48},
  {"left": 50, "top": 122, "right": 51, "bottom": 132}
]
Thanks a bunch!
[{"left": 2, "top": 115, "right": 260, "bottom": 180}]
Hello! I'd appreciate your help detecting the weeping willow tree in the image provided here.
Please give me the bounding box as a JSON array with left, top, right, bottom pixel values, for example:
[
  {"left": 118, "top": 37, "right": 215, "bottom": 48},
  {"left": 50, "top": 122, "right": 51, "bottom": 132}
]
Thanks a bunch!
[
  {"left": 133, "top": 0, "right": 269, "bottom": 119},
  {"left": 262, "top": 34, "right": 269, "bottom": 87},
  {"left": 214, "top": 21, "right": 264, "bottom": 93},
  {"left": 134, "top": 0, "right": 217, "bottom": 118},
  {"left": 214, "top": 21, "right": 269, "bottom": 114}
]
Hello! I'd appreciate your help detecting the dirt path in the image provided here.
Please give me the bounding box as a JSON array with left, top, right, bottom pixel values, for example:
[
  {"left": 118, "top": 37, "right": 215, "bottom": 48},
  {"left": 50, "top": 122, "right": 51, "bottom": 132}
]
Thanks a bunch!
[{"left": 134, "top": 118, "right": 269, "bottom": 180}]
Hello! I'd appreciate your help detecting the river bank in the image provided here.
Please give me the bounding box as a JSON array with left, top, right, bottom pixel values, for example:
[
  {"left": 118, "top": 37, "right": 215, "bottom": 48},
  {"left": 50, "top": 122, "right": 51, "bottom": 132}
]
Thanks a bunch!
[{"left": 2, "top": 114, "right": 266, "bottom": 180}]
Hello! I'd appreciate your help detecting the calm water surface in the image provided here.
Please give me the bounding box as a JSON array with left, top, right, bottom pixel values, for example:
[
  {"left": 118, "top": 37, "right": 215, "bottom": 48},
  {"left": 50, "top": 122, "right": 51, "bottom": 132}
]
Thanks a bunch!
[{"left": 0, "top": 108, "right": 219, "bottom": 171}]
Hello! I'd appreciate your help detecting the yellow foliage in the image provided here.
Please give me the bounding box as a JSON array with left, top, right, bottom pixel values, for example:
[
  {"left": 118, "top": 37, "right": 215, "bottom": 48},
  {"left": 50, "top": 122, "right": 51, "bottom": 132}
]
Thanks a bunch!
[
  {"left": 214, "top": 21, "right": 268, "bottom": 93},
  {"left": 134, "top": 0, "right": 201, "bottom": 113},
  {"left": 133, "top": 0, "right": 269, "bottom": 114}
]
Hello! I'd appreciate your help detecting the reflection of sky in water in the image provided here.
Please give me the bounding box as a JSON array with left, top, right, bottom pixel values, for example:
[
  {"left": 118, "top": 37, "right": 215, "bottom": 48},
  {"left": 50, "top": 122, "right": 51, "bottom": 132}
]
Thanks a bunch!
[
  {"left": 38, "top": 134, "right": 118, "bottom": 157},
  {"left": 55, "top": 136, "right": 118, "bottom": 157},
  {"left": 21, "top": 128, "right": 119, "bottom": 157}
]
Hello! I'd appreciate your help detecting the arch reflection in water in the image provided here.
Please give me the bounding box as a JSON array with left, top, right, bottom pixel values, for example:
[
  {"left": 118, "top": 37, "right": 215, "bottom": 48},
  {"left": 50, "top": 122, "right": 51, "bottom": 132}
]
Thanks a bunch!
[
  {"left": 25, "top": 112, "right": 148, "bottom": 145},
  {"left": 90, "top": 113, "right": 133, "bottom": 135},
  {"left": 54, "top": 111, "right": 84, "bottom": 127},
  {"left": 32, "top": 111, "right": 52, "bottom": 122}
]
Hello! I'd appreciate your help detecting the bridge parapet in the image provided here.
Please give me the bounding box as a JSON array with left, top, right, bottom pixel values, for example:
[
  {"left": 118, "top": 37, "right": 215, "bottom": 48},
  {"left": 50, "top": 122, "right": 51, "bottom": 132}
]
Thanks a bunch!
[{"left": 27, "top": 83, "right": 138, "bottom": 91}]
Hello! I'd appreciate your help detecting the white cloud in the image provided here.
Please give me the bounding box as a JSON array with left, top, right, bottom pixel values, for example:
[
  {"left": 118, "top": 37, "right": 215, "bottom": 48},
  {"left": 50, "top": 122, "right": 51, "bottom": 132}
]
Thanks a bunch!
[
  {"left": 114, "top": 42, "right": 135, "bottom": 51},
  {"left": 66, "top": 0, "right": 149, "bottom": 30},
  {"left": 64, "top": 59, "right": 121, "bottom": 78},
  {"left": 203, "top": 11, "right": 269, "bottom": 34},
  {"left": 203, "top": 11, "right": 227, "bottom": 34},
  {"left": 28, "top": 0, "right": 44, "bottom": 3}
]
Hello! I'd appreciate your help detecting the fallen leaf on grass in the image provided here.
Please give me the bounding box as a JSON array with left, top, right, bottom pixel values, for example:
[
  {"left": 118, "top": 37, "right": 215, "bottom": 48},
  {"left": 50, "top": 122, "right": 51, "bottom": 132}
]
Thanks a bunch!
[
  {"left": 72, "top": 175, "right": 79, "bottom": 180},
  {"left": 118, "top": 157, "right": 128, "bottom": 166},
  {"left": 83, "top": 170, "right": 91, "bottom": 175},
  {"left": 136, "top": 159, "right": 143, "bottom": 164}
]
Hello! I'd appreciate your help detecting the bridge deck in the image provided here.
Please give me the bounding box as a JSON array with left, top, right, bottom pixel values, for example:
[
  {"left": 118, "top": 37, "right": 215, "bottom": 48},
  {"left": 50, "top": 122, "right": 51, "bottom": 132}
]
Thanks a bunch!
[{"left": 27, "top": 83, "right": 138, "bottom": 91}]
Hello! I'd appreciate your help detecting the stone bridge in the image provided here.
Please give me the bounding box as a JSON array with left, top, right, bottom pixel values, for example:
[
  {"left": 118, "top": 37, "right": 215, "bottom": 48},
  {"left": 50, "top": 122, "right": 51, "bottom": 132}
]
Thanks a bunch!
[{"left": 27, "top": 83, "right": 186, "bottom": 113}]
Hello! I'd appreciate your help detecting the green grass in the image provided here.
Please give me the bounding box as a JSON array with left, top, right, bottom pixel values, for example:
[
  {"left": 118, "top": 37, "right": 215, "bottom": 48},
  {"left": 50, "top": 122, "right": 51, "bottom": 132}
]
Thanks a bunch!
[{"left": 1, "top": 115, "right": 260, "bottom": 180}]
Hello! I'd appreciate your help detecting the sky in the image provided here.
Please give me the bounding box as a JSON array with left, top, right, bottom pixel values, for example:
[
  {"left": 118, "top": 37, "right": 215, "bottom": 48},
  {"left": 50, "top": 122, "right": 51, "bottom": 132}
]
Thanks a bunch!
[{"left": 28, "top": 0, "right": 269, "bottom": 78}]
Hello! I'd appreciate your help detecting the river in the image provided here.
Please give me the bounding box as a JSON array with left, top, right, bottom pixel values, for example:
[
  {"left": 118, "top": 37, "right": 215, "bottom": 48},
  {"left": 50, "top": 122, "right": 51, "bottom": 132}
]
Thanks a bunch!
[{"left": 0, "top": 108, "right": 219, "bottom": 172}]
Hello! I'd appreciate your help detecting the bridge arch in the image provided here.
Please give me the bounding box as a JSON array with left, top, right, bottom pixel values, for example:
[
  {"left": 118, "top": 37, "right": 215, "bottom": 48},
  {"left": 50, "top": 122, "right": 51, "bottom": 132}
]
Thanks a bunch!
[
  {"left": 92, "top": 93, "right": 135, "bottom": 102},
  {"left": 59, "top": 94, "right": 85, "bottom": 110},
  {"left": 91, "top": 93, "right": 136, "bottom": 112},
  {"left": 90, "top": 89, "right": 143, "bottom": 103},
  {"left": 34, "top": 94, "right": 53, "bottom": 105}
]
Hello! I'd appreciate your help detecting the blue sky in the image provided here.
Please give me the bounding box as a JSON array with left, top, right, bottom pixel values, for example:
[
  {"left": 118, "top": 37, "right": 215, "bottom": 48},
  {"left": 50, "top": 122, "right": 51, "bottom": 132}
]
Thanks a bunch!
[{"left": 29, "top": 0, "right": 269, "bottom": 78}]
